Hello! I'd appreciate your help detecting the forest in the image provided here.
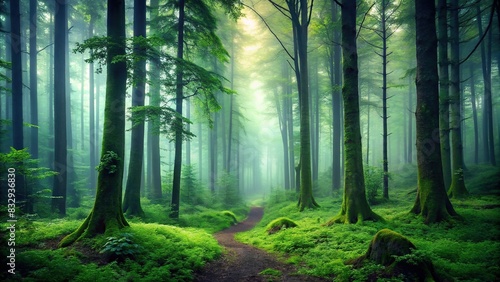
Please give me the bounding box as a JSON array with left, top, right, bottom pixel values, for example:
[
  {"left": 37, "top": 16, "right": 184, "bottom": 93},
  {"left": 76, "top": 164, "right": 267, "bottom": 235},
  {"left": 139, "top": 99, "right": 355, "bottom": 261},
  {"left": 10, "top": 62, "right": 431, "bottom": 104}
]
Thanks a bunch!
[{"left": 0, "top": 0, "right": 499, "bottom": 281}]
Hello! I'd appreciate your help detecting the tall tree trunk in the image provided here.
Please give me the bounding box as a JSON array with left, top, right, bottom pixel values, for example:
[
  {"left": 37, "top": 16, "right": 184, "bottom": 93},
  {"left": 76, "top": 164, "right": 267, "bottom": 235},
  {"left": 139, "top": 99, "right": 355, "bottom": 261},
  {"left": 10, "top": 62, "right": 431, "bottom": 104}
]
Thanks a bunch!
[
  {"left": 437, "top": 0, "right": 451, "bottom": 191},
  {"left": 485, "top": 27, "right": 495, "bottom": 165},
  {"left": 123, "top": 0, "right": 147, "bottom": 216},
  {"left": 170, "top": 0, "right": 186, "bottom": 219},
  {"left": 52, "top": 0, "right": 67, "bottom": 215},
  {"left": 330, "top": 0, "right": 380, "bottom": 224},
  {"left": 10, "top": 0, "right": 23, "bottom": 150},
  {"left": 408, "top": 75, "right": 414, "bottom": 163},
  {"left": 288, "top": 0, "right": 318, "bottom": 211},
  {"left": 89, "top": 17, "right": 97, "bottom": 193},
  {"left": 60, "top": 0, "right": 129, "bottom": 247},
  {"left": 448, "top": 0, "right": 468, "bottom": 198},
  {"left": 411, "top": 0, "right": 457, "bottom": 223},
  {"left": 331, "top": 1, "right": 342, "bottom": 192},
  {"left": 149, "top": 0, "right": 162, "bottom": 203},
  {"left": 469, "top": 64, "right": 479, "bottom": 164},
  {"left": 381, "top": 0, "right": 389, "bottom": 199},
  {"left": 29, "top": 0, "right": 38, "bottom": 159},
  {"left": 10, "top": 0, "right": 26, "bottom": 212},
  {"left": 477, "top": 4, "right": 494, "bottom": 164}
]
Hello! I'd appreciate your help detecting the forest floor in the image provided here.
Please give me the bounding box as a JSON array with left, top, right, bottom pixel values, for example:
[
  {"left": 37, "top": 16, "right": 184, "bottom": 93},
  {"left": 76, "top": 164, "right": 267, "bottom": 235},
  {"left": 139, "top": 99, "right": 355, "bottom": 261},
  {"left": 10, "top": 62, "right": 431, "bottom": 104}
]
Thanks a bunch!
[{"left": 194, "top": 207, "right": 329, "bottom": 282}]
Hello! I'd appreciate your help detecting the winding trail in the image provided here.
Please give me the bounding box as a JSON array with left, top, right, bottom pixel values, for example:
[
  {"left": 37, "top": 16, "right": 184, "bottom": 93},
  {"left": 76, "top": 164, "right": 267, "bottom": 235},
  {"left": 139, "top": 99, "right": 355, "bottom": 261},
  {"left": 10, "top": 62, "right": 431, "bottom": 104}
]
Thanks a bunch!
[{"left": 195, "top": 207, "right": 328, "bottom": 282}]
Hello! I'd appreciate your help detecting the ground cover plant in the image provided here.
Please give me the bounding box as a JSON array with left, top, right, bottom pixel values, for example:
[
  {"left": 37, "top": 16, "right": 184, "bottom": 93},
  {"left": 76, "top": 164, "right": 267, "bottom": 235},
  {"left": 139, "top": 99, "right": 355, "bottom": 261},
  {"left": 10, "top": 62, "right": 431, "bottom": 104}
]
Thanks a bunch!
[
  {"left": 0, "top": 197, "right": 247, "bottom": 282},
  {"left": 236, "top": 165, "right": 500, "bottom": 281}
]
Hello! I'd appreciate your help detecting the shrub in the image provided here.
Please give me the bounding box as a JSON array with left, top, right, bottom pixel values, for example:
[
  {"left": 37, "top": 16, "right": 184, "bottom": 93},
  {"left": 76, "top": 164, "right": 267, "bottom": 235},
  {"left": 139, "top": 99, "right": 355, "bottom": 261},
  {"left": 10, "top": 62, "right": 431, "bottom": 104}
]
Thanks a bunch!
[
  {"left": 365, "top": 166, "right": 384, "bottom": 204},
  {"left": 100, "top": 233, "right": 143, "bottom": 262}
]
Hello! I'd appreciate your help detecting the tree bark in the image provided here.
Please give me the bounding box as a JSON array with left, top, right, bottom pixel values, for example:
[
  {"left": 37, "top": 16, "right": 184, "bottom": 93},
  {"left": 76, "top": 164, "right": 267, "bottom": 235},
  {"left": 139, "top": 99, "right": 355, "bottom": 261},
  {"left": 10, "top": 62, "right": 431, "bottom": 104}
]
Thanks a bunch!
[
  {"left": 170, "top": 0, "right": 186, "bottom": 219},
  {"left": 411, "top": 0, "right": 457, "bottom": 223},
  {"left": 123, "top": 0, "right": 147, "bottom": 216},
  {"left": 330, "top": 0, "right": 380, "bottom": 224},
  {"left": 29, "top": 0, "right": 38, "bottom": 159},
  {"left": 149, "top": 0, "right": 162, "bottom": 203},
  {"left": 52, "top": 0, "right": 68, "bottom": 215},
  {"left": 448, "top": 0, "right": 468, "bottom": 198},
  {"left": 89, "top": 17, "right": 97, "bottom": 193},
  {"left": 331, "top": 1, "right": 342, "bottom": 192},
  {"left": 469, "top": 64, "right": 479, "bottom": 164},
  {"left": 60, "top": 0, "right": 129, "bottom": 247},
  {"left": 437, "top": 0, "right": 451, "bottom": 192}
]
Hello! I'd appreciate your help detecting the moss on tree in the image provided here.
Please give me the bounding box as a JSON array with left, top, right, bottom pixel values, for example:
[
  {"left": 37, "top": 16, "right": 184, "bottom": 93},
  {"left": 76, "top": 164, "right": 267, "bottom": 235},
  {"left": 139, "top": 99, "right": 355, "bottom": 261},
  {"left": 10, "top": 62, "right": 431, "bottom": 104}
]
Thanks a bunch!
[{"left": 59, "top": 0, "right": 129, "bottom": 247}]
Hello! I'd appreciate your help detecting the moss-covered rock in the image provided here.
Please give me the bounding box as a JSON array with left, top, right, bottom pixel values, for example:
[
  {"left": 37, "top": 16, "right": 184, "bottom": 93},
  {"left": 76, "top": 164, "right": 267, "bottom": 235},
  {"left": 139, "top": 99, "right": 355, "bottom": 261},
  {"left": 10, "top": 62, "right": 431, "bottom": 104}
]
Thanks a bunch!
[
  {"left": 266, "top": 217, "right": 298, "bottom": 234},
  {"left": 221, "top": 210, "right": 238, "bottom": 225},
  {"left": 347, "top": 228, "right": 442, "bottom": 281}
]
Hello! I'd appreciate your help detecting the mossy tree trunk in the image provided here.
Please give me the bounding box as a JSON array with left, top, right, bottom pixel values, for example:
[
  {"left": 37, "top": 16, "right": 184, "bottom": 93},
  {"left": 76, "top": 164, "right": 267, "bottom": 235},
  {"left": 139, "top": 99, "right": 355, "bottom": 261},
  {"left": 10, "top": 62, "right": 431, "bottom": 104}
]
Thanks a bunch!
[
  {"left": 411, "top": 0, "right": 457, "bottom": 224},
  {"left": 331, "top": 0, "right": 380, "bottom": 224},
  {"left": 123, "top": 0, "right": 146, "bottom": 217},
  {"left": 283, "top": 0, "right": 319, "bottom": 211},
  {"left": 447, "top": 0, "right": 468, "bottom": 198},
  {"left": 60, "top": 0, "right": 129, "bottom": 247}
]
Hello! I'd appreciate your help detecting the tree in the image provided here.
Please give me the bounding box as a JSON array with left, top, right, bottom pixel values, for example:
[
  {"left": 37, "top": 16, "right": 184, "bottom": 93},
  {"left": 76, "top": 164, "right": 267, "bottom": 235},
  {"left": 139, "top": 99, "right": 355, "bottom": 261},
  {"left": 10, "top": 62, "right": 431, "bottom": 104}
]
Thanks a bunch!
[
  {"left": 29, "top": 0, "right": 38, "bottom": 159},
  {"left": 447, "top": 0, "right": 468, "bottom": 198},
  {"left": 123, "top": 0, "right": 147, "bottom": 217},
  {"left": 329, "top": 0, "right": 381, "bottom": 224},
  {"left": 60, "top": 0, "right": 129, "bottom": 247},
  {"left": 148, "top": 0, "right": 162, "bottom": 203},
  {"left": 330, "top": 1, "right": 342, "bottom": 193},
  {"left": 52, "top": 0, "right": 68, "bottom": 215},
  {"left": 411, "top": 0, "right": 457, "bottom": 223},
  {"left": 437, "top": 0, "right": 451, "bottom": 191},
  {"left": 170, "top": 0, "right": 186, "bottom": 219}
]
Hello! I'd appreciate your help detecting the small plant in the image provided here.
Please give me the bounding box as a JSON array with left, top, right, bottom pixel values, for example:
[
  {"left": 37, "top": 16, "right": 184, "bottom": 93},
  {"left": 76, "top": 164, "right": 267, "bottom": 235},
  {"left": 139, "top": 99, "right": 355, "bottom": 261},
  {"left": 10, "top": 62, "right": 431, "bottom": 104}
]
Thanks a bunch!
[
  {"left": 100, "top": 233, "right": 142, "bottom": 262},
  {"left": 365, "top": 166, "right": 384, "bottom": 204},
  {"left": 259, "top": 268, "right": 282, "bottom": 276}
]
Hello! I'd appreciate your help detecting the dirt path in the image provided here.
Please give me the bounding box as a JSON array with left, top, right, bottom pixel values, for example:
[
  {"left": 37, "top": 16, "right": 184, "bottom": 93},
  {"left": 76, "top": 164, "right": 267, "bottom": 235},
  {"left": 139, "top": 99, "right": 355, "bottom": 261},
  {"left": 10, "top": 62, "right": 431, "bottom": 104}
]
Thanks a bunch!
[{"left": 195, "top": 207, "right": 329, "bottom": 282}]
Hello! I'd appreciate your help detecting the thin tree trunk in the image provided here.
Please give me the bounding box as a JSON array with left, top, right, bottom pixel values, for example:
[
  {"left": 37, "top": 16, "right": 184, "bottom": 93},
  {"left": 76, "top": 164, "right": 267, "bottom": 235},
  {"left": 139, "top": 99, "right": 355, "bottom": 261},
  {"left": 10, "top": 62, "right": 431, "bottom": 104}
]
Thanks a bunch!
[
  {"left": 149, "top": 0, "right": 162, "bottom": 203},
  {"left": 123, "top": 0, "right": 147, "bottom": 216},
  {"left": 170, "top": 0, "right": 186, "bottom": 219},
  {"left": 89, "top": 17, "right": 96, "bottom": 193},
  {"left": 332, "top": 1, "right": 342, "bottom": 192},
  {"left": 437, "top": 0, "right": 451, "bottom": 190},
  {"left": 29, "top": 0, "right": 38, "bottom": 159},
  {"left": 469, "top": 64, "right": 479, "bottom": 164},
  {"left": 448, "top": 0, "right": 468, "bottom": 198}
]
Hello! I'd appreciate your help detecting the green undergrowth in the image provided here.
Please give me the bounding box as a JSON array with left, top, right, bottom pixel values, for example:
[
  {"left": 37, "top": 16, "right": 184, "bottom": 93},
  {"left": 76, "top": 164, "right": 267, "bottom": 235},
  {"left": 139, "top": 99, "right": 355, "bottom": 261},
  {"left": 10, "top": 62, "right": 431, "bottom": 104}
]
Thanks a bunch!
[
  {"left": 3, "top": 222, "right": 221, "bottom": 282},
  {"left": 0, "top": 199, "right": 249, "bottom": 281},
  {"left": 236, "top": 165, "right": 500, "bottom": 281}
]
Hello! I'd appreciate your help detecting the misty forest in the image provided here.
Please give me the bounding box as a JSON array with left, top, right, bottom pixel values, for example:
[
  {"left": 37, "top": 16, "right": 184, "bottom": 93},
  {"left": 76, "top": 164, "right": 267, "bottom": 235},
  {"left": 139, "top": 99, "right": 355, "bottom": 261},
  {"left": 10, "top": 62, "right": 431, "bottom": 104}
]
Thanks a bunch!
[{"left": 1, "top": 0, "right": 500, "bottom": 281}]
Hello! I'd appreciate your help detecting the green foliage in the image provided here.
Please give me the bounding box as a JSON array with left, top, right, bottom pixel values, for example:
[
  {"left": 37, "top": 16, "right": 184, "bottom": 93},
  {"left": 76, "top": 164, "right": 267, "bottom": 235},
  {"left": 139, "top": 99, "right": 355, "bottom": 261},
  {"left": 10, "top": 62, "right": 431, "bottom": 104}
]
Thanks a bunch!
[
  {"left": 216, "top": 172, "right": 241, "bottom": 208},
  {"left": 100, "top": 233, "right": 143, "bottom": 262},
  {"left": 10, "top": 221, "right": 222, "bottom": 281},
  {"left": 96, "top": 151, "right": 120, "bottom": 174},
  {"left": 259, "top": 268, "right": 282, "bottom": 276},
  {"left": 0, "top": 148, "right": 57, "bottom": 179},
  {"left": 221, "top": 210, "right": 238, "bottom": 224},
  {"left": 236, "top": 182, "right": 500, "bottom": 281},
  {"left": 365, "top": 165, "right": 384, "bottom": 204},
  {"left": 181, "top": 165, "right": 206, "bottom": 206}
]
